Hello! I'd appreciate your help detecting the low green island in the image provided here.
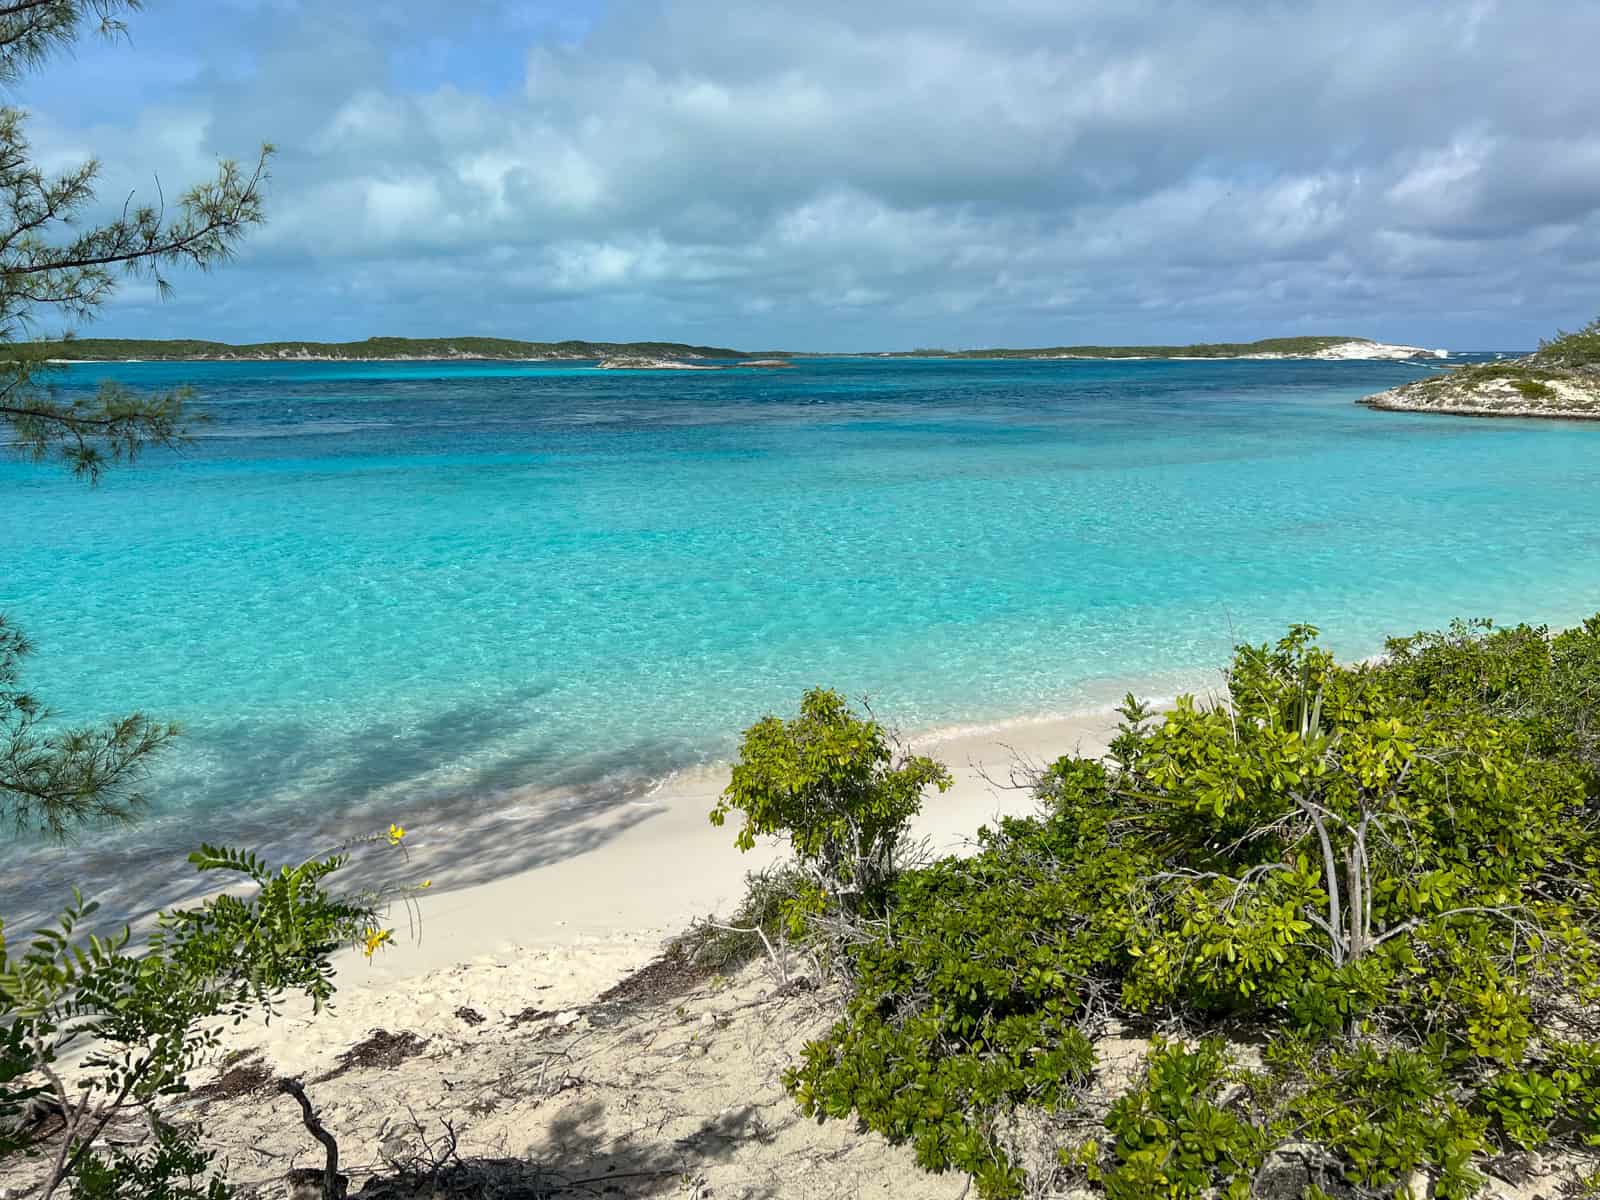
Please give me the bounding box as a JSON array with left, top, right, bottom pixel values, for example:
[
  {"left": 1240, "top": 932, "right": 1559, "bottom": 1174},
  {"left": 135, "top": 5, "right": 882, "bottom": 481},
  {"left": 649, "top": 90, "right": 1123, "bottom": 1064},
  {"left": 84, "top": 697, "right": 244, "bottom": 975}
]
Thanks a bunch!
[
  {"left": 1361, "top": 318, "right": 1600, "bottom": 419},
  {"left": 873, "top": 335, "right": 1441, "bottom": 361},
  {"left": 15, "top": 334, "right": 1451, "bottom": 365},
  {"left": 23, "top": 335, "right": 747, "bottom": 362}
]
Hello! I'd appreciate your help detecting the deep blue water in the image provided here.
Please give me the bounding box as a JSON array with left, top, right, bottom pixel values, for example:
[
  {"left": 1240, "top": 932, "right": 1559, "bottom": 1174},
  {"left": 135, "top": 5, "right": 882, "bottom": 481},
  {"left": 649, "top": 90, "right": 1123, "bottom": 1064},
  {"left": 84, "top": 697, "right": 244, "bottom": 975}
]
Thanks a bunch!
[{"left": 4, "top": 354, "right": 1598, "bottom": 899}]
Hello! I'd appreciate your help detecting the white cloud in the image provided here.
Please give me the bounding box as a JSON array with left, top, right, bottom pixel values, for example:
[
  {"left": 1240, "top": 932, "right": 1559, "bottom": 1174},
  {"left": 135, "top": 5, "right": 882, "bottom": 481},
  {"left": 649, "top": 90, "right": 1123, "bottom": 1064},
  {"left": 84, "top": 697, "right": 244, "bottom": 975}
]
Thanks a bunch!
[{"left": 21, "top": 0, "right": 1600, "bottom": 348}]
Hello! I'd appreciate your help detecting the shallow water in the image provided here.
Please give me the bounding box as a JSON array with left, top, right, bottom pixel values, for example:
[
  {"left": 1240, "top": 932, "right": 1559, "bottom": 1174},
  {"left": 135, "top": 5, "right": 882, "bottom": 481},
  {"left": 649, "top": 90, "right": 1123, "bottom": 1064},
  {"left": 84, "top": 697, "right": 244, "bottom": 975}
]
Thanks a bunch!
[{"left": 4, "top": 354, "right": 1598, "bottom": 904}]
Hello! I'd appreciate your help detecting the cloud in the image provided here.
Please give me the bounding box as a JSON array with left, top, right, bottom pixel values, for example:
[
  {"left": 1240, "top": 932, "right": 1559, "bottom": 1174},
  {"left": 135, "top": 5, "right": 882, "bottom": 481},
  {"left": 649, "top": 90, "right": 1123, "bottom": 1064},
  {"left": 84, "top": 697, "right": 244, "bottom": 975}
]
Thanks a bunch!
[{"left": 14, "top": 0, "right": 1600, "bottom": 348}]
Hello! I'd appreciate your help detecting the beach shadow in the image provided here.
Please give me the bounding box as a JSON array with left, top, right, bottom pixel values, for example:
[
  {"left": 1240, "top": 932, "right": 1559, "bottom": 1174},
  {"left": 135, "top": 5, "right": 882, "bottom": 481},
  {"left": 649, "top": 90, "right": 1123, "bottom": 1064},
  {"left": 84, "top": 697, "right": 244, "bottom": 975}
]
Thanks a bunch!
[
  {"left": 353, "top": 1099, "right": 783, "bottom": 1199},
  {"left": 0, "top": 703, "right": 700, "bottom": 939}
]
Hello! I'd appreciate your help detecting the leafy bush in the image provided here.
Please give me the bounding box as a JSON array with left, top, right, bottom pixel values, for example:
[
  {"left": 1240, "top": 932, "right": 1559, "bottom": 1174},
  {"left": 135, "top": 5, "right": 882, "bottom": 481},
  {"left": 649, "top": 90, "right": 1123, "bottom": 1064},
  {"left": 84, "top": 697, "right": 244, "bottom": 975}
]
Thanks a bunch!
[
  {"left": 1383, "top": 614, "right": 1600, "bottom": 772},
  {"left": 2, "top": 839, "right": 408, "bottom": 1198},
  {"left": 1538, "top": 315, "right": 1600, "bottom": 369},
  {"left": 789, "top": 784, "right": 1111, "bottom": 1190},
  {"left": 64, "top": 1125, "right": 228, "bottom": 1200},
  {"left": 782, "top": 618, "right": 1600, "bottom": 1197},
  {"left": 711, "top": 687, "right": 951, "bottom": 923},
  {"left": 667, "top": 863, "right": 814, "bottom": 973},
  {"left": 1100, "top": 1039, "right": 1265, "bottom": 1200}
]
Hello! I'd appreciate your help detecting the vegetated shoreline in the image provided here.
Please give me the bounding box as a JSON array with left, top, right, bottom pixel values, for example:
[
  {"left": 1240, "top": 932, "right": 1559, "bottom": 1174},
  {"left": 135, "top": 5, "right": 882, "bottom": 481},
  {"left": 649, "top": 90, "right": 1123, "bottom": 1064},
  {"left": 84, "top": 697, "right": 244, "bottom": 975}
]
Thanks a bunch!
[
  {"left": 11, "top": 614, "right": 1599, "bottom": 1200},
  {"left": 868, "top": 336, "right": 1448, "bottom": 361},
  {"left": 0, "top": 705, "right": 1134, "bottom": 1195},
  {"left": 22, "top": 336, "right": 751, "bottom": 363},
  {"left": 138, "top": 611, "right": 1600, "bottom": 1200},
  {"left": 148, "top": 708, "right": 1132, "bottom": 1200},
  {"left": 18, "top": 334, "right": 1448, "bottom": 364},
  {"left": 1359, "top": 319, "right": 1600, "bottom": 419},
  {"left": 308, "top": 702, "right": 1152, "bottom": 989}
]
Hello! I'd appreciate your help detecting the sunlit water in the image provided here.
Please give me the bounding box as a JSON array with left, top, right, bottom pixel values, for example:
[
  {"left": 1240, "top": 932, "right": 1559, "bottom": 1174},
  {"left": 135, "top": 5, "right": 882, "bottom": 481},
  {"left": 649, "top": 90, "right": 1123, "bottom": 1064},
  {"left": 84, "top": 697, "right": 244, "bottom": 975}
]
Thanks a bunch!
[{"left": 4, "top": 354, "right": 1598, "bottom": 911}]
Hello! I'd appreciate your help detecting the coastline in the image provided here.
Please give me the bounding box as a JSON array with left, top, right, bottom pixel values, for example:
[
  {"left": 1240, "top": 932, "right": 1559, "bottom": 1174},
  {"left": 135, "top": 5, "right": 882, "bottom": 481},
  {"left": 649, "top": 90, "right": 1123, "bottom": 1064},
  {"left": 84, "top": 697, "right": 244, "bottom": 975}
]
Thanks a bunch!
[
  {"left": 1361, "top": 378, "right": 1600, "bottom": 420},
  {"left": 342, "top": 704, "right": 1134, "bottom": 992},
  {"left": 70, "top": 643, "right": 1594, "bottom": 1200},
  {"left": 31, "top": 334, "right": 1447, "bottom": 365},
  {"left": 191, "top": 703, "right": 1134, "bottom": 1091},
  {"left": 1358, "top": 333, "right": 1600, "bottom": 419}
]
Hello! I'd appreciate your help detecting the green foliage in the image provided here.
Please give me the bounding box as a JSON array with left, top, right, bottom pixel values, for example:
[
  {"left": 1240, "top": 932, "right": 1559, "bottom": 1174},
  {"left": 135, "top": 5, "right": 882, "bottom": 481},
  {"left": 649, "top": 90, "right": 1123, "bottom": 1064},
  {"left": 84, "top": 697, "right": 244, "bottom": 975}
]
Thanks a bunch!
[
  {"left": 1537, "top": 315, "right": 1600, "bottom": 370},
  {"left": 17, "top": 336, "right": 750, "bottom": 362},
  {"left": 1383, "top": 614, "right": 1600, "bottom": 771},
  {"left": 67, "top": 1124, "right": 230, "bottom": 1200},
  {"left": 789, "top": 783, "right": 1112, "bottom": 1193},
  {"left": 782, "top": 617, "right": 1600, "bottom": 1197},
  {"left": 1, "top": 839, "right": 402, "bottom": 1196},
  {"left": 1101, "top": 1039, "right": 1264, "bottom": 1200},
  {"left": 1479, "top": 1066, "right": 1565, "bottom": 1150},
  {"left": 1, "top": 615, "right": 178, "bottom": 839},
  {"left": 0, "top": 0, "right": 271, "bottom": 481},
  {"left": 0, "top": 9, "right": 420, "bottom": 1198},
  {"left": 1271, "top": 1039, "right": 1489, "bottom": 1198},
  {"left": 711, "top": 688, "right": 951, "bottom": 914}
]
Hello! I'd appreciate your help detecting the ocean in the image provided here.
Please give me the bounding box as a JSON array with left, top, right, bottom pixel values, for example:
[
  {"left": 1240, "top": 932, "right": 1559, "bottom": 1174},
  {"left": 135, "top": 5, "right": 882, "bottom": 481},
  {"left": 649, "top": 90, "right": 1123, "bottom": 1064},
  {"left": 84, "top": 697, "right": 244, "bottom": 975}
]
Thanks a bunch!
[{"left": 4, "top": 354, "right": 1599, "bottom": 912}]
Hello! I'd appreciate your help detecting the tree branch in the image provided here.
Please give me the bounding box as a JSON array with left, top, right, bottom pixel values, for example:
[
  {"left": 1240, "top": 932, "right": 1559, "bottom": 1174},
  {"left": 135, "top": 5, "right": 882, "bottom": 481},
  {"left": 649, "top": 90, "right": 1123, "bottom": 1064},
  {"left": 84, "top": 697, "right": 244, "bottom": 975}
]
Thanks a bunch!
[{"left": 278, "top": 1079, "right": 343, "bottom": 1200}]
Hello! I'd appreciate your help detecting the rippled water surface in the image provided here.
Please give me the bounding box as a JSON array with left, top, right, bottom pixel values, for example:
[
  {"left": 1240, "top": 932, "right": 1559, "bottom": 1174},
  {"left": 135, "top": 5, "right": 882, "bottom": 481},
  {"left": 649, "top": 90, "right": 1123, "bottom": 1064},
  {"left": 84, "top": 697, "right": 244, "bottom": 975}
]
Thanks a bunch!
[{"left": 4, "top": 355, "right": 1598, "bottom": 889}]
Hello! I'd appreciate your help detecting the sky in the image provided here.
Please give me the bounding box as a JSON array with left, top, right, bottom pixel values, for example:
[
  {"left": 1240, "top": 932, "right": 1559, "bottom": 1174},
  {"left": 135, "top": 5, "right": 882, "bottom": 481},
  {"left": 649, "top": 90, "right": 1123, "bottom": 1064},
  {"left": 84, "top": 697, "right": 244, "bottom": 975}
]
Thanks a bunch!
[{"left": 11, "top": 0, "right": 1600, "bottom": 351}]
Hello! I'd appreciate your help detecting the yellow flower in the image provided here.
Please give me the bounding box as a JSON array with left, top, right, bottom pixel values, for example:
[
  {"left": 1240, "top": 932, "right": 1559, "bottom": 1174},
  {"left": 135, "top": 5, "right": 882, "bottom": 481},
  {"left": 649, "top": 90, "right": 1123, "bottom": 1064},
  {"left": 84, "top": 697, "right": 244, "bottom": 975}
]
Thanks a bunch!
[
  {"left": 362, "top": 927, "right": 394, "bottom": 959},
  {"left": 387, "top": 823, "right": 407, "bottom": 845}
]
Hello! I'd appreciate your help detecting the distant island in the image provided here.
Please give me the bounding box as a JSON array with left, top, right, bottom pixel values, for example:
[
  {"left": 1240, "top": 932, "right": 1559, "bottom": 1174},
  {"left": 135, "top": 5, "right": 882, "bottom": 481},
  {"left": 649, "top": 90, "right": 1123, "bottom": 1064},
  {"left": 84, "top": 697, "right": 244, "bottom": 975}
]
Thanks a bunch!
[
  {"left": 871, "top": 336, "right": 1446, "bottom": 361},
  {"left": 20, "top": 336, "right": 748, "bottom": 362},
  {"left": 1360, "top": 318, "right": 1600, "bottom": 420},
  {"left": 595, "top": 355, "right": 795, "bottom": 371},
  {"left": 10, "top": 334, "right": 1450, "bottom": 366}
]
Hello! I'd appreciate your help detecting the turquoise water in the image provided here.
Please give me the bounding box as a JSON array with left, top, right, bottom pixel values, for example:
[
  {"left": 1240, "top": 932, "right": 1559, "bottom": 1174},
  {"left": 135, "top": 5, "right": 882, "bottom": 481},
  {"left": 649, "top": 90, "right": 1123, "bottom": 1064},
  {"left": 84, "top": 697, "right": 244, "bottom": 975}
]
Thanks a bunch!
[{"left": 4, "top": 355, "right": 1600, "bottom": 904}]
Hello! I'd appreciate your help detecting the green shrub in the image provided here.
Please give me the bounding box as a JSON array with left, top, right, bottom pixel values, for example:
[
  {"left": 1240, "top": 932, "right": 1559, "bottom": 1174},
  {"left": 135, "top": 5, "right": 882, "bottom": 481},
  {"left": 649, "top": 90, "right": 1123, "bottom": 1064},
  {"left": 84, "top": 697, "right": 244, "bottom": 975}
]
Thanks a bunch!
[
  {"left": 2, "top": 838, "right": 407, "bottom": 1198},
  {"left": 781, "top": 617, "right": 1600, "bottom": 1198},
  {"left": 710, "top": 687, "right": 951, "bottom": 921},
  {"left": 1384, "top": 615, "right": 1600, "bottom": 772},
  {"left": 1275, "top": 1039, "right": 1488, "bottom": 1199},
  {"left": 65, "top": 1125, "right": 228, "bottom": 1200},
  {"left": 1538, "top": 315, "right": 1600, "bottom": 369},
  {"left": 1101, "top": 1039, "right": 1265, "bottom": 1200}
]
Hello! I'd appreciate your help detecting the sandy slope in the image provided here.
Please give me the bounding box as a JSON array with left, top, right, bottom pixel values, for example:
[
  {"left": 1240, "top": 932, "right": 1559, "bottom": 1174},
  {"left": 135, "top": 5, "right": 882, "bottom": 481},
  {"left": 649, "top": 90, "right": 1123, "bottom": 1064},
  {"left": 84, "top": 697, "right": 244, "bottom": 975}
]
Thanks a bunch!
[
  {"left": 4, "top": 705, "right": 1579, "bottom": 1199},
  {"left": 343, "top": 709, "right": 1132, "bottom": 993},
  {"left": 174, "top": 715, "right": 1130, "bottom": 1199}
]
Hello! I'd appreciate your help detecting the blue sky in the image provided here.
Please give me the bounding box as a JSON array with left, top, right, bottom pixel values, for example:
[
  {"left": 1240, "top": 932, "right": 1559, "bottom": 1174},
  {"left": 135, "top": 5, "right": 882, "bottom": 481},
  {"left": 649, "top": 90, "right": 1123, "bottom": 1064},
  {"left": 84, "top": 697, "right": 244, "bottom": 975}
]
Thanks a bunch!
[{"left": 12, "top": 0, "right": 1600, "bottom": 351}]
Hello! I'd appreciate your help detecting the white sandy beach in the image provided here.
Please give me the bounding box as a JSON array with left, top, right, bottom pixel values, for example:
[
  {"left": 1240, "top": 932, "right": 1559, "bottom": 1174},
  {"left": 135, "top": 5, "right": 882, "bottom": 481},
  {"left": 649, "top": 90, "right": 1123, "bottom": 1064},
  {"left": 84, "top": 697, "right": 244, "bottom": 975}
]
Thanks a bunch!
[
  {"left": 0, "top": 707, "right": 1144, "bottom": 1199},
  {"left": 111, "top": 709, "right": 1122, "bottom": 1200},
  {"left": 342, "top": 707, "right": 1127, "bottom": 993},
  {"left": 108, "top": 702, "right": 1564, "bottom": 1200},
  {"left": 158, "top": 706, "right": 1133, "bottom": 1082}
]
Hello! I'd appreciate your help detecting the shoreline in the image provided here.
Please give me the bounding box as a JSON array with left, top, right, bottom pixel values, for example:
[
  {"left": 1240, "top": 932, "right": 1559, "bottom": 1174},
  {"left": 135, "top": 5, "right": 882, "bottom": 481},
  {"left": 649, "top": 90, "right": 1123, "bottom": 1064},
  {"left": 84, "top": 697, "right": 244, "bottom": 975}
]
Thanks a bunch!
[
  {"left": 340, "top": 703, "right": 1136, "bottom": 993},
  {"left": 1361, "top": 385, "right": 1600, "bottom": 421},
  {"left": 197, "top": 703, "right": 1134, "bottom": 1086},
  {"left": 42, "top": 350, "right": 1444, "bottom": 366}
]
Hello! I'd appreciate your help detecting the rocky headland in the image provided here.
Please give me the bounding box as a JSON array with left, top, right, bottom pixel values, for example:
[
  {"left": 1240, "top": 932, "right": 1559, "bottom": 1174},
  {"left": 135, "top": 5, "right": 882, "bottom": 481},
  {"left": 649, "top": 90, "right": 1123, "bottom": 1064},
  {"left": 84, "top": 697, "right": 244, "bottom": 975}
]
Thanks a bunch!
[
  {"left": 1240, "top": 338, "right": 1445, "bottom": 361},
  {"left": 1360, "top": 321, "right": 1600, "bottom": 420}
]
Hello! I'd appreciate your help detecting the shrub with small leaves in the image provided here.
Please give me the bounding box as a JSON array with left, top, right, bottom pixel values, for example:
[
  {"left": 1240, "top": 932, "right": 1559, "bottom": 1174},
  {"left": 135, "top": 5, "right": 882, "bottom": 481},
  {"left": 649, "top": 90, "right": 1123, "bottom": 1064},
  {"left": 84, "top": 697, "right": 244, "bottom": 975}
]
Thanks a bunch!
[
  {"left": 779, "top": 616, "right": 1600, "bottom": 1198},
  {"left": 711, "top": 688, "right": 951, "bottom": 920},
  {"left": 1101, "top": 1039, "right": 1265, "bottom": 1200},
  {"left": 1, "top": 837, "right": 410, "bottom": 1199}
]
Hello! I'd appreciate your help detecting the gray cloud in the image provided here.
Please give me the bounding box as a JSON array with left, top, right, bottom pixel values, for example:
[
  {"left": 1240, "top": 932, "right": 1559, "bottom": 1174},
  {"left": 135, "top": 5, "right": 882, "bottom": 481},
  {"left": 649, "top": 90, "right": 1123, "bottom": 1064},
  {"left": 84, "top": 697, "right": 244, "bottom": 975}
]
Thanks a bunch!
[{"left": 19, "top": 0, "right": 1600, "bottom": 348}]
